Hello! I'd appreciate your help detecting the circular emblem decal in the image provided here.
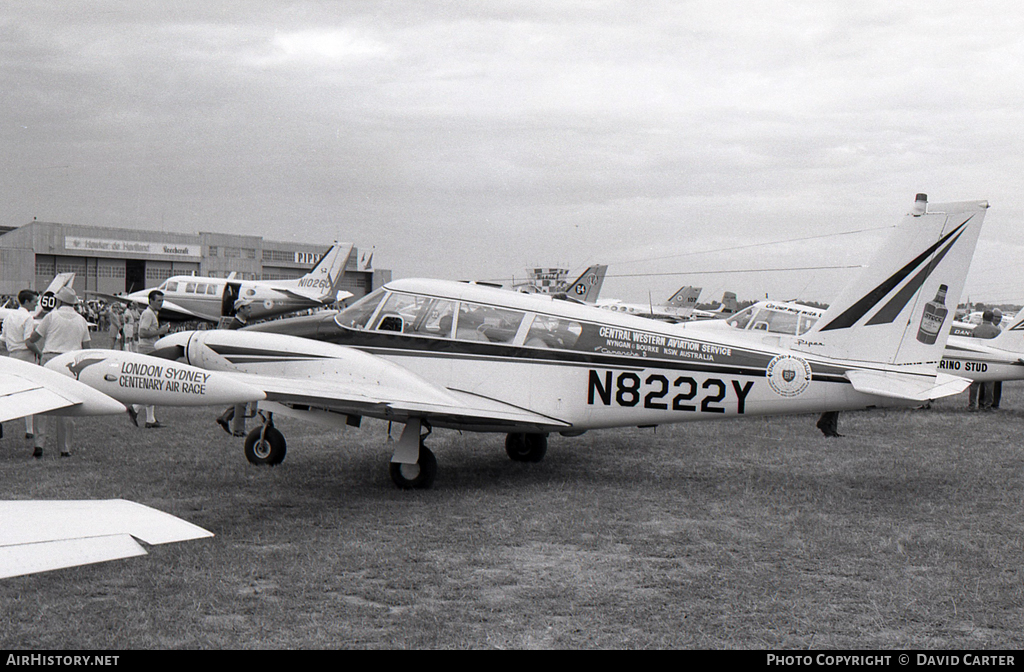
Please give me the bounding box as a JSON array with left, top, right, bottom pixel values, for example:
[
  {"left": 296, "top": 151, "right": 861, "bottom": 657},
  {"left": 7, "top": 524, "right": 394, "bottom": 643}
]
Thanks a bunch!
[
  {"left": 766, "top": 354, "right": 812, "bottom": 398},
  {"left": 39, "top": 292, "right": 57, "bottom": 311}
]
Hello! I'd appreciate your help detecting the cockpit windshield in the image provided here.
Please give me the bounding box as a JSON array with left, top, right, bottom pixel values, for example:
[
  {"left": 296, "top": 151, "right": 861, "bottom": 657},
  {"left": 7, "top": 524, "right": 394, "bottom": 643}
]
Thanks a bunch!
[{"left": 335, "top": 287, "right": 386, "bottom": 329}]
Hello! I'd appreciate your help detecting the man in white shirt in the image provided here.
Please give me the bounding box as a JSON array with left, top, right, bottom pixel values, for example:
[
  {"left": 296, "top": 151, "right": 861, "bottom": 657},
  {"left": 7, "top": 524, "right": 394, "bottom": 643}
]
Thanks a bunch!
[
  {"left": 2, "top": 289, "right": 41, "bottom": 445},
  {"left": 133, "top": 290, "right": 170, "bottom": 428},
  {"left": 27, "top": 286, "right": 91, "bottom": 458}
]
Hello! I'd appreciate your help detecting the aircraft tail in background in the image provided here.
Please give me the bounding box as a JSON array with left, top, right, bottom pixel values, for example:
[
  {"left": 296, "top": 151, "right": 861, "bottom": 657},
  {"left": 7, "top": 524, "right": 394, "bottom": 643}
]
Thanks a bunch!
[
  {"left": 666, "top": 286, "right": 702, "bottom": 318},
  {"left": 564, "top": 265, "right": 607, "bottom": 303},
  {"left": 275, "top": 242, "right": 354, "bottom": 302}
]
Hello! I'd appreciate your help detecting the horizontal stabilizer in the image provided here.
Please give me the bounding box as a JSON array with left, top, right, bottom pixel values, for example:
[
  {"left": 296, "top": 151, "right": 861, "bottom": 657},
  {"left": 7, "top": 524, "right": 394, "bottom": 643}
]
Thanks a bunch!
[
  {"left": 845, "top": 370, "right": 970, "bottom": 401},
  {"left": 0, "top": 500, "right": 213, "bottom": 579}
]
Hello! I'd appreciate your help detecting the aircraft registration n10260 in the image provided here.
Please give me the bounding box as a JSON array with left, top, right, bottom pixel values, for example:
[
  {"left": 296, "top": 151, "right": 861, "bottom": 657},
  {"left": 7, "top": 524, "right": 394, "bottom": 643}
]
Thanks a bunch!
[{"left": 156, "top": 194, "right": 988, "bottom": 490}]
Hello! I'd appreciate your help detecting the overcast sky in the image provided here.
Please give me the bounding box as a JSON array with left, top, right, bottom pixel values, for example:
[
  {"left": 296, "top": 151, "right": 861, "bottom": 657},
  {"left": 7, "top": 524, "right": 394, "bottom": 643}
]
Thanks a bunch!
[{"left": 3, "top": 1, "right": 1023, "bottom": 305}]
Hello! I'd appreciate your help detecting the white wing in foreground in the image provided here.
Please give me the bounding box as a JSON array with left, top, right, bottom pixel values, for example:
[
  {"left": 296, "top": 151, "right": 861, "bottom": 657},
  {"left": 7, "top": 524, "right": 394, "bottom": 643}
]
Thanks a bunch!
[
  {"left": 0, "top": 356, "right": 126, "bottom": 423},
  {"left": 0, "top": 500, "right": 213, "bottom": 579}
]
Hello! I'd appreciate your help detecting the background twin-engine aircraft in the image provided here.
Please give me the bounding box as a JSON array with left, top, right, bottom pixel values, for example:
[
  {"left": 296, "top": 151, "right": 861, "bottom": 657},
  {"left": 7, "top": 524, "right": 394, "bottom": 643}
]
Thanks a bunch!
[
  {"left": 596, "top": 286, "right": 737, "bottom": 323},
  {"left": 92, "top": 241, "right": 354, "bottom": 324},
  {"left": 145, "top": 194, "right": 990, "bottom": 491}
]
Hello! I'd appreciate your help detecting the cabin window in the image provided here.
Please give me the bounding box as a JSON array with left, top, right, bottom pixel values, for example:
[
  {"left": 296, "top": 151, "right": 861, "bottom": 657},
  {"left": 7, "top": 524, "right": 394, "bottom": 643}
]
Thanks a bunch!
[
  {"left": 196, "top": 283, "right": 208, "bottom": 294},
  {"left": 406, "top": 299, "right": 456, "bottom": 338},
  {"left": 335, "top": 288, "right": 386, "bottom": 329},
  {"left": 524, "top": 315, "right": 582, "bottom": 349},
  {"left": 797, "top": 313, "right": 819, "bottom": 335},
  {"left": 207, "top": 284, "right": 219, "bottom": 295},
  {"left": 455, "top": 302, "right": 524, "bottom": 344},
  {"left": 185, "top": 282, "right": 197, "bottom": 293}
]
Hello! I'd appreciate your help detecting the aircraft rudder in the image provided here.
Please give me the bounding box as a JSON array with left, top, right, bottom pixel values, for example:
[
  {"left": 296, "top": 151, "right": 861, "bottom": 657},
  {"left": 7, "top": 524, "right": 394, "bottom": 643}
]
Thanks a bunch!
[
  {"left": 796, "top": 194, "right": 988, "bottom": 367},
  {"left": 566, "top": 264, "right": 607, "bottom": 303}
]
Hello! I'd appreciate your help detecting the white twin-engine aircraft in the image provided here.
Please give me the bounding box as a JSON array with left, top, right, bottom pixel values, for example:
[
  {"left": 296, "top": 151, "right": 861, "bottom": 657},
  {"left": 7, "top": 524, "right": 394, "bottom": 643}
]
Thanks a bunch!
[
  {"left": 597, "top": 286, "right": 704, "bottom": 322},
  {"left": 94, "top": 241, "right": 354, "bottom": 324},
  {"left": 153, "top": 195, "right": 988, "bottom": 490}
]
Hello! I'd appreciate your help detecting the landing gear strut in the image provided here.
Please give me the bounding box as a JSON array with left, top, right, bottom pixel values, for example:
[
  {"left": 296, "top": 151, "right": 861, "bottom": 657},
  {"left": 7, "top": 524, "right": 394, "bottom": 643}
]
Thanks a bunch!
[
  {"left": 243, "top": 412, "right": 287, "bottom": 466},
  {"left": 388, "top": 418, "right": 437, "bottom": 489},
  {"left": 505, "top": 432, "right": 548, "bottom": 462}
]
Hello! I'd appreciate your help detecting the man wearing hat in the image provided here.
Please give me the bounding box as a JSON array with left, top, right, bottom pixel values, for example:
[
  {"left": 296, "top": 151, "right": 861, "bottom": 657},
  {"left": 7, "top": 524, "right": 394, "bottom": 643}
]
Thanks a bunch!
[{"left": 27, "top": 286, "right": 92, "bottom": 458}]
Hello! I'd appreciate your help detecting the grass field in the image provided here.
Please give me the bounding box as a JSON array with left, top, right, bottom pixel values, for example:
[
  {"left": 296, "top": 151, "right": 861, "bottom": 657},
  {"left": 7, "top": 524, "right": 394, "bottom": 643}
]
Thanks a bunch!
[{"left": 2, "top": 366, "right": 1023, "bottom": 649}]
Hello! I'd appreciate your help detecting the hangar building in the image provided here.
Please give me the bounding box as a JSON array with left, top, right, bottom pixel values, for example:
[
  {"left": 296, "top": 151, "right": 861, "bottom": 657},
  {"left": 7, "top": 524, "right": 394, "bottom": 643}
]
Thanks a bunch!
[{"left": 0, "top": 221, "right": 390, "bottom": 300}]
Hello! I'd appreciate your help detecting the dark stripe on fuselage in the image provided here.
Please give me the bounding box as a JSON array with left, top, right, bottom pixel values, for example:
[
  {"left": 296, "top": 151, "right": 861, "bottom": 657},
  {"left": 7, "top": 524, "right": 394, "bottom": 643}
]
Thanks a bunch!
[{"left": 250, "top": 317, "right": 854, "bottom": 384}]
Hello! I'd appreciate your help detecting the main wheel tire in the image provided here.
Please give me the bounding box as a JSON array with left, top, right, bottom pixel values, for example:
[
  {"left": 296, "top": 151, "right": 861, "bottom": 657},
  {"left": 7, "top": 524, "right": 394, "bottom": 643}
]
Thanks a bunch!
[
  {"left": 505, "top": 432, "right": 547, "bottom": 462},
  {"left": 244, "top": 426, "right": 287, "bottom": 466},
  {"left": 389, "top": 445, "right": 437, "bottom": 490}
]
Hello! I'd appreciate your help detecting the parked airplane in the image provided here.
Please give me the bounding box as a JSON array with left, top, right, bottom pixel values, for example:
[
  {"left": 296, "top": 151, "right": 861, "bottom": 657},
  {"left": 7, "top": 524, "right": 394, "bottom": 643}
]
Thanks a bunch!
[
  {"left": 517, "top": 264, "right": 608, "bottom": 303},
  {"left": 690, "top": 291, "right": 739, "bottom": 319},
  {"left": 597, "top": 286, "right": 702, "bottom": 322},
  {"left": 0, "top": 352, "right": 259, "bottom": 578},
  {"left": 154, "top": 195, "right": 987, "bottom": 490},
  {"left": 91, "top": 242, "right": 354, "bottom": 324},
  {"left": 687, "top": 293, "right": 1024, "bottom": 387}
]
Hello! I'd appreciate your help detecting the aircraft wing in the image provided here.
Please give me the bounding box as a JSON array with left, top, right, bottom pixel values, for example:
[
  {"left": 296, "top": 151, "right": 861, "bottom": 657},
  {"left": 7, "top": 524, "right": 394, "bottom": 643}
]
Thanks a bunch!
[
  {"left": 160, "top": 329, "right": 572, "bottom": 432},
  {"left": 0, "top": 500, "right": 213, "bottom": 579},
  {"left": 223, "top": 371, "right": 572, "bottom": 431},
  {"left": 0, "top": 356, "right": 126, "bottom": 423},
  {"left": 87, "top": 292, "right": 215, "bottom": 322},
  {"left": 269, "top": 286, "right": 354, "bottom": 304}
]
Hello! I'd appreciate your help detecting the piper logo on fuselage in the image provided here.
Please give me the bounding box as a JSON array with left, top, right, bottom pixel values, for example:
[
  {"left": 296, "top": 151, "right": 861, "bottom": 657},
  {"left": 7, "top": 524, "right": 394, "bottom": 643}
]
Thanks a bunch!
[{"left": 587, "top": 369, "right": 754, "bottom": 414}]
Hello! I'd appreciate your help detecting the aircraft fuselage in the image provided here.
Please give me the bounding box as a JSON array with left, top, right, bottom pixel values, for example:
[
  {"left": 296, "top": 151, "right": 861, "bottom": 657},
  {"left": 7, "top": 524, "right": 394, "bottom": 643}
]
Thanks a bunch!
[{"left": 237, "top": 279, "right": 921, "bottom": 433}]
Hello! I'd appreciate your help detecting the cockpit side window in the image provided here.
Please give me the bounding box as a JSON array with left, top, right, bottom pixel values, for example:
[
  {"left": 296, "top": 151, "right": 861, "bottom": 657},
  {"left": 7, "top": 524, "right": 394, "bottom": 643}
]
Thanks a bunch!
[
  {"left": 335, "top": 287, "right": 386, "bottom": 329},
  {"left": 525, "top": 315, "right": 583, "bottom": 349},
  {"left": 455, "top": 302, "right": 524, "bottom": 344}
]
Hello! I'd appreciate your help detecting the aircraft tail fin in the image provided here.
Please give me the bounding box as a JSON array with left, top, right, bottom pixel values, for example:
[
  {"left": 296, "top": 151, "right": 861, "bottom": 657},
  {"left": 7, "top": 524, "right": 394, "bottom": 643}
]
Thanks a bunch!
[
  {"left": 666, "top": 286, "right": 702, "bottom": 317},
  {"left": 719, "top": 291, "right": 737, "bottom": 315},
  {"left": 564, "top": 265, "right": 607, "bottom": 303},
  {"left": 287, "top": 242, "right": 354, "bottom": 302},
  {"left": 795, "top": 194, "right": 988, "bottom": 371}
]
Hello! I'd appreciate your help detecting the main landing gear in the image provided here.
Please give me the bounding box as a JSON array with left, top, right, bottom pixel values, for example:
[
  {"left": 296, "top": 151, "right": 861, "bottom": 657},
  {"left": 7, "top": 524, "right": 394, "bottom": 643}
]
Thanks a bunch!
[
  {"left": 243, "top": 412, "right": 287, "bottom": 466},
  {"left": 505, "top": 432, "right": 548, "bottom": 462},
  {"left": 388, "top": 418, "right": 437, "bottom": 490}
]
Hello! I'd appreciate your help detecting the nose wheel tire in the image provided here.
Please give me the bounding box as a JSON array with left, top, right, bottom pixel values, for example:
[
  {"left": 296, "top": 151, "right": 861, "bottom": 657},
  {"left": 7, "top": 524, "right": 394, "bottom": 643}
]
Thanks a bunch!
[
  {"left": 244, "top": 426, "right": 287, "bottom": 466},
  {"left": 505, "top": 433, "right": 547, "bottom": 462},
  {"left": 390, "top": 445, "right": 437, "bottom": 490}
]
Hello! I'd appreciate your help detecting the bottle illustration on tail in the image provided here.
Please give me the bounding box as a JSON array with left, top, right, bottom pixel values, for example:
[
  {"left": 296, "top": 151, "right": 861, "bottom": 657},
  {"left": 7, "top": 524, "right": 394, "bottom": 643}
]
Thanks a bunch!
[{"left": 917, "top": 284, "right": 949, "bottom": 344}]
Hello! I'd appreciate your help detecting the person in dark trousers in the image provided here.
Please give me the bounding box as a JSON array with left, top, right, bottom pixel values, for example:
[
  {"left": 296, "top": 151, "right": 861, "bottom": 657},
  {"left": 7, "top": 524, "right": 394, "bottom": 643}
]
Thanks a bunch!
[
  {"left": 816, "top": 411, "right": 842, "bottom": 438},
  {"left": 990, "top": 309, "right": 1003, "bottom": 409},
  {"left": 968, "top": 310, "right": 1001, "bottom": 411}
]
